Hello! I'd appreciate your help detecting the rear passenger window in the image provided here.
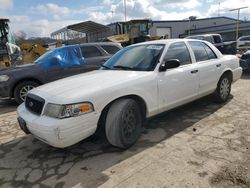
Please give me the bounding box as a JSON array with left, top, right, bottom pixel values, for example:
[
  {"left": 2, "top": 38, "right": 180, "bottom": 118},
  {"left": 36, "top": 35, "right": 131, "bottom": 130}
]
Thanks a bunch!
[
  {"left": 201, "top": 43, "right": 217, "bottom": 59},
  {"left": 188, "top": 41, "right": 209, "bottom": 62},
  {"left": 101, "top": 45, "right": 120, "bottom": 55},
  {"left": 164, "top": 42, "right": 191, "bottom": 66},
  {"left": 81, "top": 46, "right": 102, "bottom": 58}
]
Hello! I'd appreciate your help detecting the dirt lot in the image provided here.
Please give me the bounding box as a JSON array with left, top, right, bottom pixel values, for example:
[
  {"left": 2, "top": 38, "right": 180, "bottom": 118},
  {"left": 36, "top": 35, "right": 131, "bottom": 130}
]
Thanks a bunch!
[{"left": 0, "top": 74, "right": 250, "bottom": 188}]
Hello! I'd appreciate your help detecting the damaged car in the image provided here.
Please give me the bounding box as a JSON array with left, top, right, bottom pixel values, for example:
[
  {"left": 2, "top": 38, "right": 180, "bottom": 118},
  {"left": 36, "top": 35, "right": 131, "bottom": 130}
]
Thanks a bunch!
[
  {"left": 17, "top": 39, "right": 242, "bottom": 149},
  {"left": 0, "top": 42, "right": 122, "bottom": 103}
]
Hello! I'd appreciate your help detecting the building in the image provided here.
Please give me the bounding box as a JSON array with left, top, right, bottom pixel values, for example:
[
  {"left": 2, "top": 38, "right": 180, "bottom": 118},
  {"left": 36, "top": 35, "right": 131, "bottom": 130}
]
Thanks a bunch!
[
  {"left": 51, "top": 16, "right": 250, "bottom": 42},
  {"left": 51, "top": 21, "right": 112, "bottom": 42}
]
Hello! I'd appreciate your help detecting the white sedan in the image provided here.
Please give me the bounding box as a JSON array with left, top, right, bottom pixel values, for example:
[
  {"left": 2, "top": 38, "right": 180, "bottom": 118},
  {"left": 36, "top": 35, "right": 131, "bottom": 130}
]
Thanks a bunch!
[{"left": 17, "top": 39, "right": 242, "bottom": 149}]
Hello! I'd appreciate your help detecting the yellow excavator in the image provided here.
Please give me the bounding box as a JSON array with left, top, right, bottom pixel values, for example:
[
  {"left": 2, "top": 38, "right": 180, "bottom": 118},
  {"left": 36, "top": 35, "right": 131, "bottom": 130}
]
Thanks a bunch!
[{"left": 0, "top": 18, "right": 62, "bottom": 68}]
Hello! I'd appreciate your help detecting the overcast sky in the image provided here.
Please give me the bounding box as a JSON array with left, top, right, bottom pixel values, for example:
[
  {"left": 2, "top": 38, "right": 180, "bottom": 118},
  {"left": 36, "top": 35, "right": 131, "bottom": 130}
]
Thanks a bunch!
[{"left": 0, "top": 0, "right": 249, "bottom": 38}]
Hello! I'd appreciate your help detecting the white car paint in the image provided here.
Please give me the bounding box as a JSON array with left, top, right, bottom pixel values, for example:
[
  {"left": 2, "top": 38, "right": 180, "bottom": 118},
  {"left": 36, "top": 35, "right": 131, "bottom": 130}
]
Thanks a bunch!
[
  {"left": 237, "top": 35, "right": 250, "bottom": 49},
  {"left": 17, "top": 39, "right": 242, "bottom": 148}
]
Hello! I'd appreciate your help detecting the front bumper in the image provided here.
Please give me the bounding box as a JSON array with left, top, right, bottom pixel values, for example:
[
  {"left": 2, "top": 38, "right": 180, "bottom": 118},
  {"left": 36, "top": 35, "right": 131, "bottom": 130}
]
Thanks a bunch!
[
  {"left": 17, "top": 103, "right": 100, "bottom": 148},
  {"left": 240, "top": 59, "right": 250, "bottom": 71}
]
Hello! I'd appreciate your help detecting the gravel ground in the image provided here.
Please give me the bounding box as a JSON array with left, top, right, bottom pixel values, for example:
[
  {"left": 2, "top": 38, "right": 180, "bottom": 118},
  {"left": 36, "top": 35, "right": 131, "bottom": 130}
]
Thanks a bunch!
[{"left": 0, "top": 74, "right": 249, "bottom": 188}]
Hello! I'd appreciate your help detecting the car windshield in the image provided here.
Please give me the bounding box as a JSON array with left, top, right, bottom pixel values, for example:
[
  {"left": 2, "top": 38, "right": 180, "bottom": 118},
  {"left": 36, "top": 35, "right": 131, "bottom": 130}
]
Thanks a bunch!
[
  {"left": 102, "top": 44, "right": 165, "bottom": 71},
  {"left": 34, "top": 50, "right": 54, "bottom": 64}
]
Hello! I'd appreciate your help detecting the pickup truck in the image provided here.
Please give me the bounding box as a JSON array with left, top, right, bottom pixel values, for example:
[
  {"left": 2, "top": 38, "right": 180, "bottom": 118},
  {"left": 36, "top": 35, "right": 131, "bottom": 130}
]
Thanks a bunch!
[
  {"left": 186, "top": 34, "right": 237, "bottom": 54},
  {"left": 17, "top": 39, "right": 242, "bottom": 149}
]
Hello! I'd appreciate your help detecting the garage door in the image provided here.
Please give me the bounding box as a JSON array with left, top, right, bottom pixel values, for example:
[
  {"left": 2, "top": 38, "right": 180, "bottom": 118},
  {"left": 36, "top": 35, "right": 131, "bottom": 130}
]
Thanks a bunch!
[{"left": 156, "top": 27, "right": 171, "bottom": 38}]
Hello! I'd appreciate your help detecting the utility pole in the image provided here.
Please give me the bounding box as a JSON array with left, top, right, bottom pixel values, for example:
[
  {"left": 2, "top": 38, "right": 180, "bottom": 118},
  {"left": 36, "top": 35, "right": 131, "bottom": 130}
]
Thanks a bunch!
[
  {"left": 124, "top": 0, "right": 127, "bottom": 21},
  {"left": 188, "top": 16, "right": 196, "bottom": 36},
  {"left": 218, "top": 2, "right": 220, "bottom": 16},
  {"left": 111, "top": 10, "right": 114, "bottom": 23},
  {"left": 229, "top": 6, "right": 248, "bottom": 40}
]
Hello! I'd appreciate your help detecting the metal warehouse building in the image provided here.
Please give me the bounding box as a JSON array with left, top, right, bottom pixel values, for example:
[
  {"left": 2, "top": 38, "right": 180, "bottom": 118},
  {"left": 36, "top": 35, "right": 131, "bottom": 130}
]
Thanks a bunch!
[{"left": 51, "top": 16, "right": 250, "bottom": 42}]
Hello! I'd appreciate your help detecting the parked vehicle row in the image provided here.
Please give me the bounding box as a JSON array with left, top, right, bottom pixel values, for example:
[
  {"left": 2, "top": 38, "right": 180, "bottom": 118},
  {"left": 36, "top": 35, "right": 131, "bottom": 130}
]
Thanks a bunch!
[
  {"left": 0, "top": 42, "right": 122, "bottom": 103},
  {"left": 17, "top": 39, "right": 242, "bottom": 149},
  {"left": 186, "top": 34, "right": 237, "bottom": 54},
  {"left": 237, "top": 35, "right": 250, "bottom": 50}
]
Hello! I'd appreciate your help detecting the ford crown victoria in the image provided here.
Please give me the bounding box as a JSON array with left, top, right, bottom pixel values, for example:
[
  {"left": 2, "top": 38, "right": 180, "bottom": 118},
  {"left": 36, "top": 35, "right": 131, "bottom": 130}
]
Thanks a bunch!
[{"left": 17, "top": 39, "right": 242, "bottom": 149}]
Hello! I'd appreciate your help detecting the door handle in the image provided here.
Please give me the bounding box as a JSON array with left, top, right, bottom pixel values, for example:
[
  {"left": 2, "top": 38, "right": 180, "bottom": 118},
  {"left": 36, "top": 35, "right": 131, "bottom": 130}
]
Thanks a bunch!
[
  {"left": 216, "top": 64, "right": 221, "bottom": 67},
  {"left": 190, "top": 70, "right": 198, "bottom": 74}
]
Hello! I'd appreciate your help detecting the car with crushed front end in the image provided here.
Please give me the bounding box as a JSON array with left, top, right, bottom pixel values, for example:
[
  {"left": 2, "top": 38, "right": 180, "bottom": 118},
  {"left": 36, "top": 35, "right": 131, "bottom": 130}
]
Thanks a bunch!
[
  {"left": 17, "top": 39, "right": 242, "bottom": 149},
  {"left": 0, "top": 42, "right": 122, "bottom": 104}
]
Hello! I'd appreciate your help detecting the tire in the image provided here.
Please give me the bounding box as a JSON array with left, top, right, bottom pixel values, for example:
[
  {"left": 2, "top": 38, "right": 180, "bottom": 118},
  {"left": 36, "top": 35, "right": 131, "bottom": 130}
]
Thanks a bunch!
[
  {"left": 14, "top": 81, "right": 39, "bottom": 104},
  {"left": 105, "top": 99, "right": 142, "bottom": 149},
  {"left": 214, "top": 74, "right": 231, "bottom": 103}
]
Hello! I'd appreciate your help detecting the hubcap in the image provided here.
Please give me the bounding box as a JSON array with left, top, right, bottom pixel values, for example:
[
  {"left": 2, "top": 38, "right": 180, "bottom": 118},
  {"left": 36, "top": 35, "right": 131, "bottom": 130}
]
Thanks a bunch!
[
  {"left": 220, "top": 78, "right": 230, "bottom": 100},
  {"left": 20, "top": 85, "right": 35, "bottom": 101},
  {"left": 123, "top": 108, "right": 137, "bottom": 139}
]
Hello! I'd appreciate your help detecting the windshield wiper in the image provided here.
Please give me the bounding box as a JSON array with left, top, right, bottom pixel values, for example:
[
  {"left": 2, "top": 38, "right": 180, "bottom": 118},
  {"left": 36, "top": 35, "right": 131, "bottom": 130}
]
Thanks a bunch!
[
  {"left": 101, "top": 64, "right": 111, "bottom": 69},
  {"left": 113, "top": 65, "right": 134, "bottom": 70}
]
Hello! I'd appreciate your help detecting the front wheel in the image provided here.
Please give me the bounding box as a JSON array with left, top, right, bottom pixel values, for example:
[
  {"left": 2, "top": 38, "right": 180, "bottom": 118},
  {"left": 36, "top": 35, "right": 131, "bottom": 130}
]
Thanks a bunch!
[
  {"left": 105, "top": 99, "right": 142, "bottom": 149},
  {"left": 214, "top": 74, "right": 231, "bottom": 103},
  {"left": 14, "top": 81, "right": 39, "bottom": 104}
]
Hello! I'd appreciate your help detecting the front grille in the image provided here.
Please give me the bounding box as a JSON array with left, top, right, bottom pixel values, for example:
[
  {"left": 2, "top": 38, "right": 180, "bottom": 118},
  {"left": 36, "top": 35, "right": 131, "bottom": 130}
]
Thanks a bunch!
[{"left": 25, "top": 94, "right": 45, "bottom": 115}]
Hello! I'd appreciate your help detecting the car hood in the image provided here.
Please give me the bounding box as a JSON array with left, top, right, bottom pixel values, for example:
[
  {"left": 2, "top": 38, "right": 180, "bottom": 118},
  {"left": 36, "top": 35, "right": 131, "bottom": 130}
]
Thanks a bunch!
[
  {"left": 0, "top": 63, "right": 36, "bottom": 74},
  {"left": 31, "top": 70, "right": 153, "bottom": 102}
]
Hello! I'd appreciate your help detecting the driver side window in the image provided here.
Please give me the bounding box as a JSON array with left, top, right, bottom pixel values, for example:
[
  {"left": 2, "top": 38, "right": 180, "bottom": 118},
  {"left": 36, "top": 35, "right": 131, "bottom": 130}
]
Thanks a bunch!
[{"left": 164, "top": 42, "right": 191, "bottom": 66}]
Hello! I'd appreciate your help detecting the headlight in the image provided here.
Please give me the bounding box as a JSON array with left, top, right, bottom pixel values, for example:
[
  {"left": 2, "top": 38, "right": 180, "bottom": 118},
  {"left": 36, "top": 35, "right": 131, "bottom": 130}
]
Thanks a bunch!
[
  {"left": 0, "top": 75, "right": 10, "bottom": 82},
  {"left": 44, "top": 102, "right": 94, "bottom": 119}
]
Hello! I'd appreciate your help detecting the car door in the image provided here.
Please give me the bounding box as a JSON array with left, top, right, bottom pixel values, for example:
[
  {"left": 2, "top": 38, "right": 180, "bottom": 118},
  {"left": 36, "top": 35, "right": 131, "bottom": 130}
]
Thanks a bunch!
[
  {"left": 158, "top": 42, "right": 199, "bottom": 112},
  {"left": 187, "top": 41, "right": 222, "bottom": 95},
  {"left": 42, "top": 58, "right": 67, "bottom": 82}
]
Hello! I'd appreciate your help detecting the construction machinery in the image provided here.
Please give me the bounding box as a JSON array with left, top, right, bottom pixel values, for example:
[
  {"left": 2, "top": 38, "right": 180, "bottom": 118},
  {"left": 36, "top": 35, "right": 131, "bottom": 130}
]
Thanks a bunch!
[
  {"left": 108, "top": 19, "right": 154, "bottom": 46},
  {"left": 0, "top": 18, "right": 63, "bottom": 68},
  {"left": 0, "top": 18, "right": 21, "bottom": 68}
]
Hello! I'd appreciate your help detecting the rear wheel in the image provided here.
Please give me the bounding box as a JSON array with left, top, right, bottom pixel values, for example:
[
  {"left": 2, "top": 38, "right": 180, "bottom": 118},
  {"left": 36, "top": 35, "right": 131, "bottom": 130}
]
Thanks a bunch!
[
  {"left": 105, "top": 99, "right": 142, "bottom": 149},
  {"left": 214, "top": 74, "right": 231, "bottom": 103},
  {"left": 14, "top": 81, "right": 39, "bottom": 104}
]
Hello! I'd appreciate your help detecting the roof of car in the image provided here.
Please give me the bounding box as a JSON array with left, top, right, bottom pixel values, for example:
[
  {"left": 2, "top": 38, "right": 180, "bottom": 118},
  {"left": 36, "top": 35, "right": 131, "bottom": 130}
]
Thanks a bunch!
[
  {"left": 79, "top": 42, "right": 121, "bottom": 46},
  {"left": 131, "top": 38, "right": 203, "bottom": 46}
]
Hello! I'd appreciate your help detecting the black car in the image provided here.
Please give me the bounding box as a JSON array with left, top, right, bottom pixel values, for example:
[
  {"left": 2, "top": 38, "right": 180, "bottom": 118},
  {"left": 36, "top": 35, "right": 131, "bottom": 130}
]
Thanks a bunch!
[
  {"left": 240, "top": 50, "right": 250, "bottom": 72},
  {"left": 0, "top": 42, "right": 122, "bottom": 103}
]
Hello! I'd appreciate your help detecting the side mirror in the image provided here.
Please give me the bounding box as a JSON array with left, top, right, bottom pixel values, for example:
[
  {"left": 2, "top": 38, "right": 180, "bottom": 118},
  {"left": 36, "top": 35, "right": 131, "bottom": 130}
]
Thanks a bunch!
[{"left": 159, "top": 59, "right": 180, "bottom": 72}]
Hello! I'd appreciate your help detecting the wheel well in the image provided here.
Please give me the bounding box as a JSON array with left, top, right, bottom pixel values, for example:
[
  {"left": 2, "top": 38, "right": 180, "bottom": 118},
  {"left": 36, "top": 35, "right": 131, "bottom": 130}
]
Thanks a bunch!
[
  {"left": 96, "top": 95, "right": 147, "bottom": 132},
  {"left": 222, "top": 70, "right": 233, "bottom": 82},
  {"left": 11, "top": 78, "right": 43, "bottom": 97}
]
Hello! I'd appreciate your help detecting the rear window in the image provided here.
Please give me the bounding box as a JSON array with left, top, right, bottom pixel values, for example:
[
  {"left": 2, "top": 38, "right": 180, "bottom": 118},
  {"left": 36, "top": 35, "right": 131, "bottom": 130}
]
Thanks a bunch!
[
  {"left": 201, "top": 42, "right": 217, "bottom": 59},
  {"left": 101, "top": 45, "right": 120, "bottom": 55},
  {"left": 188, "top": 41, "right": 209, "bottom": 62},
  {"left": 81, "top": 46, "right": 102, "bottom": 58}
]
